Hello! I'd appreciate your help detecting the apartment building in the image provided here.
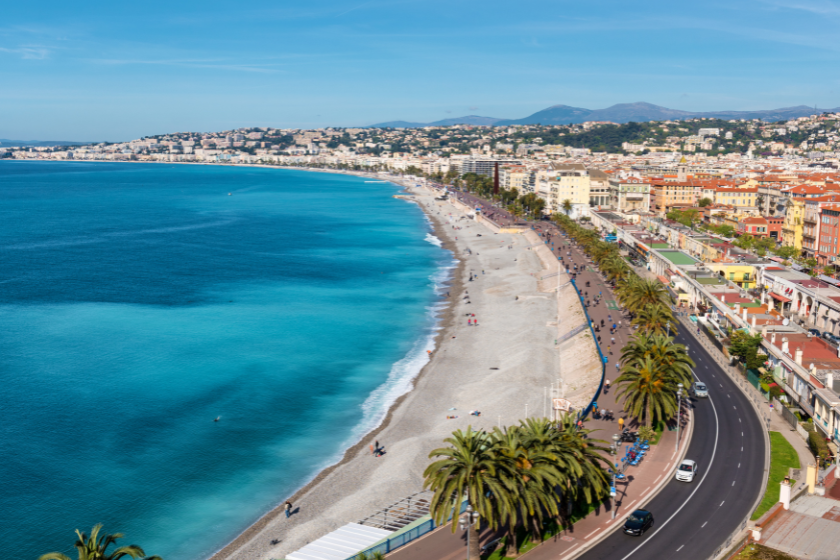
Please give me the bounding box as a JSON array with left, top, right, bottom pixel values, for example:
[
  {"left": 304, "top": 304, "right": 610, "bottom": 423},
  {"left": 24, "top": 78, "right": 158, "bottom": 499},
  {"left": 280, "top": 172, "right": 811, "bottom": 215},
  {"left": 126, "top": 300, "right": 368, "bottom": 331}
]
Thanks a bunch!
[
  {"left": 651, "top": 180, "right": 702, "bottom": 215},
  {"left": 535, "top": 163, "right": 591, "bottom": 218},
  {"left": 589, "top": 169, "right": 610, "bottom": 207},
  {"left": 499, "top": 165, "right": 530, "bottom": 194},
  {"left": 712, "top": 187, "right": 758, "bottom": 212},
  {"left": 608, "top": 177, "right": 651, "bottom": 212}
]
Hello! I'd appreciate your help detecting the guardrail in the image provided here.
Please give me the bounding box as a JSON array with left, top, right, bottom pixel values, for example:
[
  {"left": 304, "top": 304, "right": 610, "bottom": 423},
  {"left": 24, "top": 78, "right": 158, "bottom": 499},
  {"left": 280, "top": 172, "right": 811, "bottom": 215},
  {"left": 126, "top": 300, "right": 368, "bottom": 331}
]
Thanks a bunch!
[{"left": 570, "top": 278, "right": 606, "bottom": 420}]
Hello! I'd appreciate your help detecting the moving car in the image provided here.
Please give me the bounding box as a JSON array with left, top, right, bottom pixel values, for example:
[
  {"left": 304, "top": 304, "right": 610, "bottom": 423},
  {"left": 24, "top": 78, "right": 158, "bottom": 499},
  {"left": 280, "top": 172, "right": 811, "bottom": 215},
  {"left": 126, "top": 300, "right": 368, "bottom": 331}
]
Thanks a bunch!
[
  {"left": 692, "top": 381, "right": 708, "bottom": 398},
  {"left": 675, "top": 459, "right": 698, "bottom": 482},
  {"left": 623, "top": 509, "right": 654, "bottom": 536}
]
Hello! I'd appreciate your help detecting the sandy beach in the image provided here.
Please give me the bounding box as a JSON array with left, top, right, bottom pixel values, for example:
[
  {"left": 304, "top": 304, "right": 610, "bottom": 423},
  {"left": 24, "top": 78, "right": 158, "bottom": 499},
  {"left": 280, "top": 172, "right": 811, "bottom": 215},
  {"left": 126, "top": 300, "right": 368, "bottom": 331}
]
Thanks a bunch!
[{"left": 208, "top": 183, "right": 601, "bottom": 560}]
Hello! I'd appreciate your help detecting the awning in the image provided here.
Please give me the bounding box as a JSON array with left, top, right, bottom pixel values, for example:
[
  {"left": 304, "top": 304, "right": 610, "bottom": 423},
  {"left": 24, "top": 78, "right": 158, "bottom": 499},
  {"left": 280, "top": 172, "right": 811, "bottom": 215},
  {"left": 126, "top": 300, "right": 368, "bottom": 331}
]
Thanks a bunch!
[
  {"left": 769, "top": 292, "right": 791, "bottom": 303},
  {"left": 657, "top": 275, "right": 670, "bottom": 284}
]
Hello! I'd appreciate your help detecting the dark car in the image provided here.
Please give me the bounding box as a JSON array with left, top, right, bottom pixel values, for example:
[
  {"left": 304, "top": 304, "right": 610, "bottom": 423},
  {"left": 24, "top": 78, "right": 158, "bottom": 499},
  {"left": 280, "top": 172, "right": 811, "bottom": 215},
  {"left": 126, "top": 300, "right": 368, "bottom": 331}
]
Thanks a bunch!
[
  {"left": 809, "top": 328, "right": 822, "bottom": 337},
  {"left": 823, "top": 332, "right": 840, "bottom": 345},
  {"left": 623, "top": 509, "right": 654, "bottom": 536}
]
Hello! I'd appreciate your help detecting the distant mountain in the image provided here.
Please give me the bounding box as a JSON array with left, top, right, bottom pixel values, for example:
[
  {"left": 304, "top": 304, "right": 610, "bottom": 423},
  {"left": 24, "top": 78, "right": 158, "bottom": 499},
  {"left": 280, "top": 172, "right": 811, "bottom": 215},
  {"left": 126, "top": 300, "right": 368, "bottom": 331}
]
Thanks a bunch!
[
  {"left": 367, "top": 102, "right": 840, "bottom": 128},
  {"left": 367, "top": 115, "right": 504, "bottom": 128},
  {"left": 0, "top": 138, "right": 94, "bottom": 147}
]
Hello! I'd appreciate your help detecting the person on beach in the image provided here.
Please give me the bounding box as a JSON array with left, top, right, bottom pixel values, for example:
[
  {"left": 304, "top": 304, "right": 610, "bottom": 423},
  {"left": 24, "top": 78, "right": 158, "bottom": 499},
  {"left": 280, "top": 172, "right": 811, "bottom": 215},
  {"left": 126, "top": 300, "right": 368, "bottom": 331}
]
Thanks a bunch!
[{"left": 285, "top": 501, "right": 293, "bottom": 518}]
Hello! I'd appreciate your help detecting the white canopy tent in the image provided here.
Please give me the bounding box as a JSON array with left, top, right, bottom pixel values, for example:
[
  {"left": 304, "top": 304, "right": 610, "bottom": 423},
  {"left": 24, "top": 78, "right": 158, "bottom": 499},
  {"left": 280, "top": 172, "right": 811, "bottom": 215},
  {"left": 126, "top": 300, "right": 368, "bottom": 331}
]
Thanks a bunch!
[{"left": 286, "top": 523, "right": 392, "bottom": 560}]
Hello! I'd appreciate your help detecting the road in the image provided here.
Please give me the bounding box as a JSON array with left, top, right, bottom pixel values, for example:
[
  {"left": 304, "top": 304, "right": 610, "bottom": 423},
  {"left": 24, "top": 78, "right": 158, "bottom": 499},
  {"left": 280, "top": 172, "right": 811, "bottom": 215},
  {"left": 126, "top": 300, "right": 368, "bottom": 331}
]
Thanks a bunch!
[
  {"left": 404, "top": 190, "right": 768, "bottom": 560},
  {"left": 571, "top": 322, "right": 766, "bottom": 560}
]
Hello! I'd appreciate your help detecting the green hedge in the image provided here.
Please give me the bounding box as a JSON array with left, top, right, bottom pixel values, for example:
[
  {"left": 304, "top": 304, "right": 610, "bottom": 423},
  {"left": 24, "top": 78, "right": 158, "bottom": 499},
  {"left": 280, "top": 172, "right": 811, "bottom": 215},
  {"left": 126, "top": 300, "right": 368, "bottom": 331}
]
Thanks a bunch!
[{"left": 807, "top": 429, "right": 831, "bottom": 467}]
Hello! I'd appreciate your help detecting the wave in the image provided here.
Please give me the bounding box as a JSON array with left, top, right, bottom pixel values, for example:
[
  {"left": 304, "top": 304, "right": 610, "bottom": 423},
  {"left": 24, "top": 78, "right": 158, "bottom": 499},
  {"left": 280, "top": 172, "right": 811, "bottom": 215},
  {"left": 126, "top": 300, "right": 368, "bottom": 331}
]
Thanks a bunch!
[{"left": 424, "top": 233, "right": 443, "bottom": 247}]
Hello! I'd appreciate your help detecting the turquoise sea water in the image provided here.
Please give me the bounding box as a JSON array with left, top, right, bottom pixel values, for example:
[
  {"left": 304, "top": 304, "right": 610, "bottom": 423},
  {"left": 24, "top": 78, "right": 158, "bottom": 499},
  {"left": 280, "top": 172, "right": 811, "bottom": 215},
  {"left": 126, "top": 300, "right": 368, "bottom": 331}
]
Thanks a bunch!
[{"left": 0, "top": 162, "right": 451, "bottom": 560}]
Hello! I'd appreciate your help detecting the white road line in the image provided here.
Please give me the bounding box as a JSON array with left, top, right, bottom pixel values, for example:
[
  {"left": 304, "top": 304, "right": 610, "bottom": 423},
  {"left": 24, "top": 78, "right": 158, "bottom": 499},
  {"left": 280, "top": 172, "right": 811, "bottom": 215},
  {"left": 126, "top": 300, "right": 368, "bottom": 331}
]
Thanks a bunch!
[
  {"left": 618, "top": 370, "right": 721, "bottom": 560},
  {"left": 677, "top": 545, "right": 685, "bottom": 552},
  {"left": 741, "top": 447, "right": 744, "bottom": 452},
  {"left": 742, "top": 432, "right": 744, "bottom": 436},
  {"left": 585, "top": 528, "right": 604, "bottom": 539},
  {"left": 738, "top": 463, "right": 741, "bottom": 468},
  {"left": 702, "top": 521, "right": 708, "bottom": 527},
  {"left": 654, "top": 474, "right": 662, "bottom": 483},
  {"left": 739, "top": 418, "right": 742, "bottom": 423},
  {"left": 732, "top": 481, "right": 736, "bottom": 486},
  {"left": 720, "top": 501, "right": 725, "bottom": 506},
  {"left": 727, "top": 394, "right": 731, "bottom": 398}
]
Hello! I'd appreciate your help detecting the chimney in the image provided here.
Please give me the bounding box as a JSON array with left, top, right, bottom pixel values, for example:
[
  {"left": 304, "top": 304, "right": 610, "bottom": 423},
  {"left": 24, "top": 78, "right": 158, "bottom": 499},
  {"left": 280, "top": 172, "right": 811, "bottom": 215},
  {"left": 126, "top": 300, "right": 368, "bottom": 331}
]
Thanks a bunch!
[
  {"left": 771, "top": 332, "right": 776, "bottom": 344},
  {"left": 827, "top": 372, "right": 835, "bottom": 392},
  {"left": 782, "top": 337, "right": 789, "bottom": 354},
  {"left": 735, "top": 303, "right": 741, "bottom": 313},
  {"left": 795, "top": 348, "right": 803, "bottom": 366},
  {"left": 743, "top": 308, "right": 748, "bottom": 321},
  {"left": 722, "top": 295, "right": 726, "bottom": 302},
  {"left": 762, "top": 325, "right": 768, "bottom": 337},
  {"left": 810, "top": 363, "right": 817, "bottom": 377},
  {"left": 752, "top": 316, "right": 757, "bottom": 330}
]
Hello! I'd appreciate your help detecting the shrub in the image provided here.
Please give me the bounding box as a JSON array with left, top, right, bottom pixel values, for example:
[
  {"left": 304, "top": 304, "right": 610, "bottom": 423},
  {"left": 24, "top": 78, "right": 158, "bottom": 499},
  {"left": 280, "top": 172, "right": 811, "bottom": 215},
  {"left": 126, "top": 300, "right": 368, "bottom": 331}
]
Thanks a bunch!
[
  {"left": 807, "top": 429, "right": 831, "bottom": 467},
  {"left": 638, "top": 425, "right": 656, "bottom": 442}
]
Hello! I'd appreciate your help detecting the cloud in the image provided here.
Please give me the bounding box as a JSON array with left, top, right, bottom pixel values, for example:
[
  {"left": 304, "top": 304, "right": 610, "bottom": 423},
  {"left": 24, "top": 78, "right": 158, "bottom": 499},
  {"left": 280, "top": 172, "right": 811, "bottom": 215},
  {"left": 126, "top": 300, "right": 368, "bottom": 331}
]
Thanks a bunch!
[
  {"left": 0, "top": 45, "right": 50, "bottom": 59},
  {"left": 88, "top": 58, "right": 277, "bottom": 73},
  {"left": 469, "top": 106, "right": 478, "bottom": 110}
]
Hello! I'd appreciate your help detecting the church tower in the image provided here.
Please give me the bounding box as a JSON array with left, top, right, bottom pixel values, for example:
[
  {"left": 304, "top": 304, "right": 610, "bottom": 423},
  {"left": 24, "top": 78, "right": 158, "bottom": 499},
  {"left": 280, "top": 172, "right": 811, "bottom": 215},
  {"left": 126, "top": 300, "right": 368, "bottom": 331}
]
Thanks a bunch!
[{"left": 677, "top": 156, "right": 688, "bottom": 182}]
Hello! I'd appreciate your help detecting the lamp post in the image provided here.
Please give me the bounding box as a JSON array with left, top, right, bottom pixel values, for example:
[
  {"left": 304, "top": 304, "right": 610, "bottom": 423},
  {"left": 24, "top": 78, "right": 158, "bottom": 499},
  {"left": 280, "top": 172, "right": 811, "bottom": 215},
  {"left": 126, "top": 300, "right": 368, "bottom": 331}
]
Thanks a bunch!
[
  {"left": 676, "top": 383, "right": 684, "bottom": 452},
  {"left": 459, "top": 504, "right": 479, "bottom": 560},
  {"left": 611, "top": 433, "right": 620, "bottom": 519}
]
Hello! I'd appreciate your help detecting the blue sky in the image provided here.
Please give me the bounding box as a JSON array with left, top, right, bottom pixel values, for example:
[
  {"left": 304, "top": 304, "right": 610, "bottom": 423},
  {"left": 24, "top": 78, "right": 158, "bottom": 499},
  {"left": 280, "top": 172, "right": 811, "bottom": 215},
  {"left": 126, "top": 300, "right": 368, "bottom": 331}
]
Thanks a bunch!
[{"left": 1, "top": 0, "right": 839, "bottom": 141}]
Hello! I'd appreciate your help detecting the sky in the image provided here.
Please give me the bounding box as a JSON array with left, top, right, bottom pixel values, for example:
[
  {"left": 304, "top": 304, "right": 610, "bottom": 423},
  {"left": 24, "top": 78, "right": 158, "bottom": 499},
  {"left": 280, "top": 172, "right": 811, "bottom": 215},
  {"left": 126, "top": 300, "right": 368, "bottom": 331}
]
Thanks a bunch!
[{"left": 2, "top": 0, "right": 840, "bottom": 141}]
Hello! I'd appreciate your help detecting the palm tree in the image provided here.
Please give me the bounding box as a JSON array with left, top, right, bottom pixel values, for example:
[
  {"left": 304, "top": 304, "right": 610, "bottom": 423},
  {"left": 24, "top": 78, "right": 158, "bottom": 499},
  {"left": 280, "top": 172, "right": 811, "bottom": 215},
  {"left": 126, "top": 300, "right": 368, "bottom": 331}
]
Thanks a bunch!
[
  {"left": 423, "top": 427, "right": 511, "bottom": 560},
  {"left": 615, "top": 356, "right": 679, "bottom": 427},
  {"left": 620, "top": 333, "right": 694, "bottom": 389},
  {"left": 561, "top": 199, "right": 573, "bottom": 216},
  {"left": 622, "top": 278, "right": 670, "bottom": 313},
  {"left": 632, "top": 303, "right": 675, "bottom": 336},
  {"left": 38, "top": 525, "right": 162, "bottom": 560}
]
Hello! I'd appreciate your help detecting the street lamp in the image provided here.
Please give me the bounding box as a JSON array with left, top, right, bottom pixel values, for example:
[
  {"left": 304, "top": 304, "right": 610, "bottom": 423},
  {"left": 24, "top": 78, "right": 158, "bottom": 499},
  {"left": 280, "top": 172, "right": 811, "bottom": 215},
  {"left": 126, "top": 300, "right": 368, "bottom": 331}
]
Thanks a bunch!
[
  {"left": 676, "top": 383, "right": 684, "bottom": 452},
  {"left": 611, "top": 433, "right": 620, "bottom": 519},
  {"left": 459, "top": 504, "right": 479, "bottom": 560}
]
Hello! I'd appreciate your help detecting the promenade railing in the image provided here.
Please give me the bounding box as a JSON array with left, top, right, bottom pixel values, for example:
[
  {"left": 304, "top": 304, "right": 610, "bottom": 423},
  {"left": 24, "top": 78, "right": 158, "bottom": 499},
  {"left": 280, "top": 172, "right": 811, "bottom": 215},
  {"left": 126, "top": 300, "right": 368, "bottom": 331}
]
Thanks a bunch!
[{"left": 569, "top": 278, "right": 606, "bottom": 420}]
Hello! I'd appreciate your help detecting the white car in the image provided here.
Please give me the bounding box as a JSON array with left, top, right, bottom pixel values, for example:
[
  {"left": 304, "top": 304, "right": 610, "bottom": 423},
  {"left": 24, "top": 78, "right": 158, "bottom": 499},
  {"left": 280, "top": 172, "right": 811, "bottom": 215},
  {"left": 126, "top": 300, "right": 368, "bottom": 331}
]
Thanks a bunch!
[
  {"left": 692, "top": 381, "right": 708, "bottom": 398},
  {"left": 675, "top": 460, "right": 698, "bottom": 482}
]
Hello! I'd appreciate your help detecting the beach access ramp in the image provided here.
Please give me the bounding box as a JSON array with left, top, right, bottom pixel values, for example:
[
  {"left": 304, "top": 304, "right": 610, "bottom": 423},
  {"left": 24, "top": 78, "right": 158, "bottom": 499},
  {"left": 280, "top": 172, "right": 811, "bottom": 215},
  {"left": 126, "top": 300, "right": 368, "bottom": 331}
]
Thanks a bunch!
[{"left": 285, "top": 523, "right": 392, "bottom": 560}]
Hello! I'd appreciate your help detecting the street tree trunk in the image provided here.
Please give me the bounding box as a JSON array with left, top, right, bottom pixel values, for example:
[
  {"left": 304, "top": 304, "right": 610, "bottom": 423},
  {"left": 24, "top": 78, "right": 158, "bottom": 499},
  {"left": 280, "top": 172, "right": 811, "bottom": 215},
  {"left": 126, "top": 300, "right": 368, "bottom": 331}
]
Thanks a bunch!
[{"left": 469, "top": 522, "right": 481, "bottom": 560}]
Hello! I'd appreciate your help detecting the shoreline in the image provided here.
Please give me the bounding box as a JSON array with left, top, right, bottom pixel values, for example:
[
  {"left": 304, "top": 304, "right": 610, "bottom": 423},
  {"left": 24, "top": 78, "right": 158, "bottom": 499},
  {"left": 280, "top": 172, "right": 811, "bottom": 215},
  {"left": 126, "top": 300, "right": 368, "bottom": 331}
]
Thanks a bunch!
[{"left": 206, "top": 188, "right": 466, "bottom": 560}]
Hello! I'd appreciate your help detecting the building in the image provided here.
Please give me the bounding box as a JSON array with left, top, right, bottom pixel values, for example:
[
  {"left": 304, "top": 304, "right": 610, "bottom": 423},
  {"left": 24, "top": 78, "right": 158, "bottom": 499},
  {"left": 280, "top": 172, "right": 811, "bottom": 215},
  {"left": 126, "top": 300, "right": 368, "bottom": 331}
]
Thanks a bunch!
[
  {"left": 535, "top": 163, "right": 591, "bottom": 218},
  {"left": 460, "top": 158, "right": 520, "bottom": 178},
  {"left": 588, "top": 169, "right": 610, "bottom": 208},
  {"left": 782, "top": 198, "right": 806, "bottom": 251},
  {"left": 651, "top": 181, "right": 702, "bottom": 215},
  {"left": 712, "top": 187, "right": 758, "bottom": 213},
  {"left": 608, "top": 177, "right": 651, "bottom": 212}
]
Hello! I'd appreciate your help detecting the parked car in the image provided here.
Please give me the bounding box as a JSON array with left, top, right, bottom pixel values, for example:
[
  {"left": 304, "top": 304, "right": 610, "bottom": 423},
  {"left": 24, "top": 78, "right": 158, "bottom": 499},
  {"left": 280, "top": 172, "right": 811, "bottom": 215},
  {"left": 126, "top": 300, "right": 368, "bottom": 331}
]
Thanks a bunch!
[
  {"left": 692, "top": 381, "right": 709, "bottom": 398},
  {"left": 675, "top": 459, "right": 698, "bottom": 482},
  {"left": 808, "top": 328, "right": 822, "bottom": 337},
  {"left": 623, "top": 509, "right": 654, "bottom": 536},
  {"left": 823, "top": 332, "right": 840, "bottom": 345}
]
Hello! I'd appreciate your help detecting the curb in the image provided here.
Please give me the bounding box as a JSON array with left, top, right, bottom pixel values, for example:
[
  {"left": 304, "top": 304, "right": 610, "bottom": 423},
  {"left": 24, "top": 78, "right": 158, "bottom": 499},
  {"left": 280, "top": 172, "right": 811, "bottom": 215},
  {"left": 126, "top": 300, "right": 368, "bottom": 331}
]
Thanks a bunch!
[{"left": 515, "top": 408, "right": 694, "bottom": 560}]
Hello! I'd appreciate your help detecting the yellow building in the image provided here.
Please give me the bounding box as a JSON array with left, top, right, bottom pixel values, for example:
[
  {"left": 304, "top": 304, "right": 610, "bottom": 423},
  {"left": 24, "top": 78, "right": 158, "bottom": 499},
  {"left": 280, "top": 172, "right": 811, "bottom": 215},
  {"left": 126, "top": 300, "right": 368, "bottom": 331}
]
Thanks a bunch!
[
  {"left": 713, "top": 187, "right": 758, "bottom": 211},
  {"left": 536, "top": 163, "right": 591, "bottom": 218},
  {"left": 705, "top": 263, "right": 758, "bottom": 289},
  {"left": 782, "top": 198, "right": 805, "bottom": 250}
]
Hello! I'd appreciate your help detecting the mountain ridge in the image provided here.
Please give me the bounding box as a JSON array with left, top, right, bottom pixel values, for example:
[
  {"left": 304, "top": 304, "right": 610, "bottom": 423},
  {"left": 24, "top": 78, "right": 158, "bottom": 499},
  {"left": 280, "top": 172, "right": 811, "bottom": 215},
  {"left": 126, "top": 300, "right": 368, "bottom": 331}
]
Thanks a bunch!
[{"left": 367, "top": 102, "right": 838, "bottom": 128}]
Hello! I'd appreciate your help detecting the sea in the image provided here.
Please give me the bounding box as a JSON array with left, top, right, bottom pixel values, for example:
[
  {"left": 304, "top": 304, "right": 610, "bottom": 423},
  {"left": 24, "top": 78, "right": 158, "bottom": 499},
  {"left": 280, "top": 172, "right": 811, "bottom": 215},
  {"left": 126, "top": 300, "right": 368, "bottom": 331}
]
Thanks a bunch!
[{"left": 0, "top": 161, "right": 453, "bottom": 560}]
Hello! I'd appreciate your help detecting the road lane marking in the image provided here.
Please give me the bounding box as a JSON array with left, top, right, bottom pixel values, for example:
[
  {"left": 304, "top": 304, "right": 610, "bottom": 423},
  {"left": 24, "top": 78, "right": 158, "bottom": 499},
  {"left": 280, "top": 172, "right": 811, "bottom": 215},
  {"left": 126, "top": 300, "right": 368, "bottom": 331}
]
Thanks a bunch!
[
  {"left": 618, "top": 369, "right": 721, "bottom": 560},
  {"left": 727, "top": 394, "right": 731, "bottom": 398},
  {"left": 741, "top": 447, "right": 744, "bottom": 451},
  {"left": 721, "top": 501, "right": 725, "bottom": 506},
  {"left": 732, "top": 481, "right": 736, "bottom": 486},
  {"left": 585, "top": 528, "right": 603, "bottom": 539},
  {"left": 702, "top": 521, "right": 708, "bottom": 527},
  {"left": 739, "top": 418, "right": 742, "bottom": 423},
  {"left": 738, "top": 463, "right": 741, "bottom": 468},
  {"left": 677, "top": 545, "right": 685, "bottom": 551},
  {"left": 742, "top": 432, "right": 744, "bottom": 436},
  {"left": 654, "top": 475, "right": 662, "bottom": 483}
]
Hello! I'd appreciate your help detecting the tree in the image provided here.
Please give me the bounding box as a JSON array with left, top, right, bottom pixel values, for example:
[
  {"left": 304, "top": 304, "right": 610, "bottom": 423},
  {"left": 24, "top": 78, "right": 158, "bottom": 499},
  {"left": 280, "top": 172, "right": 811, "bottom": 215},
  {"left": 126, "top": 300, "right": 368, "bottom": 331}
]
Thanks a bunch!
[
  {"left": 423, "top": 428, "right": 509, "bottom": 560},
  {"left": 775, "top": 245, "right": 798, "bottom": 261},
  {"left": 561, "top": 199, "right": 573, "bottom": 216},
  {"left": 728, "top": 330, "right": 764, "bottom": 370},
  {"left": 620, "top": 333, "right": 694, "bottom": 389},
  {"left": 615, "top": 356, "right": 680, "bottom": 427},
  {"left": 632, "top": 303, "right": 675, "bottom": 336},
  {"left": 38, "top": 525, "right": 162, "bottom": 560},
  {"left": 621, "top": 279, "right": 670, "bottom": 313},
  {"left": 698, "top": 197, "right": 713, "bottom": 207}
]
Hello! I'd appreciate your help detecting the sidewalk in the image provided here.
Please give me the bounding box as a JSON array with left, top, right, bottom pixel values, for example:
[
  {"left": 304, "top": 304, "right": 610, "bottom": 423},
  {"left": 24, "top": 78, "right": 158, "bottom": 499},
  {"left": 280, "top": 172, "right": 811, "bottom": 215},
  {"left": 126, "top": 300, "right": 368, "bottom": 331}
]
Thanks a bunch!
[
  {"left": 384, "top": 222, "right": 692, "bottom": 560},
  {"left": 385, "top": 424, "right": 691, "bottom": 560}
]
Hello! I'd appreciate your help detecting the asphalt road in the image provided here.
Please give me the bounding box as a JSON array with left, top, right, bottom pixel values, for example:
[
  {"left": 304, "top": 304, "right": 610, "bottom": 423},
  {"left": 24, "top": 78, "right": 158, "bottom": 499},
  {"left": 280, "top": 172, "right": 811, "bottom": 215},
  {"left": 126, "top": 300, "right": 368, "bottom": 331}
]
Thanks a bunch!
[{"left": 579, "top": 323, "right": 766, "bottom": 560}]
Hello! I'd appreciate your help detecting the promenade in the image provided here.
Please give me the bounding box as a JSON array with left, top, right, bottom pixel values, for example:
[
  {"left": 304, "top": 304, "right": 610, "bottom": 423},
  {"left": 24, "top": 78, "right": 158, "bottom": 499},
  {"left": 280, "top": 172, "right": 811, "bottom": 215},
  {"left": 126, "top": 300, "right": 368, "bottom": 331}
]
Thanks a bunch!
[{"left": 386, "top": 200, "right": 691, "bottom": 560}]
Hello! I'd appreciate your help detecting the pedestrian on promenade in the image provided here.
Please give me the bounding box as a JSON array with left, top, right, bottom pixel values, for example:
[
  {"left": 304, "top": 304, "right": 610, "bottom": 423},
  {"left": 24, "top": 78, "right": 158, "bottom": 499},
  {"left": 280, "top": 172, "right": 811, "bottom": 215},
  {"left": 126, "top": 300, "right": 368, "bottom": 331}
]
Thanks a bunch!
[
  {"left": 608, "top": 345, "right": 612, "bottom": 354},
  {"left": 611, "top": 337, "right": 615, "bottom": 345},
  {"left": 285, "top": 501, "right": 293, "bottom": 518},
  {"left": 605, "top": 379, "right": 611, "bottom": 392},
  {"left": 618, "top": 417, "right": 624, "bottom": 430}
]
